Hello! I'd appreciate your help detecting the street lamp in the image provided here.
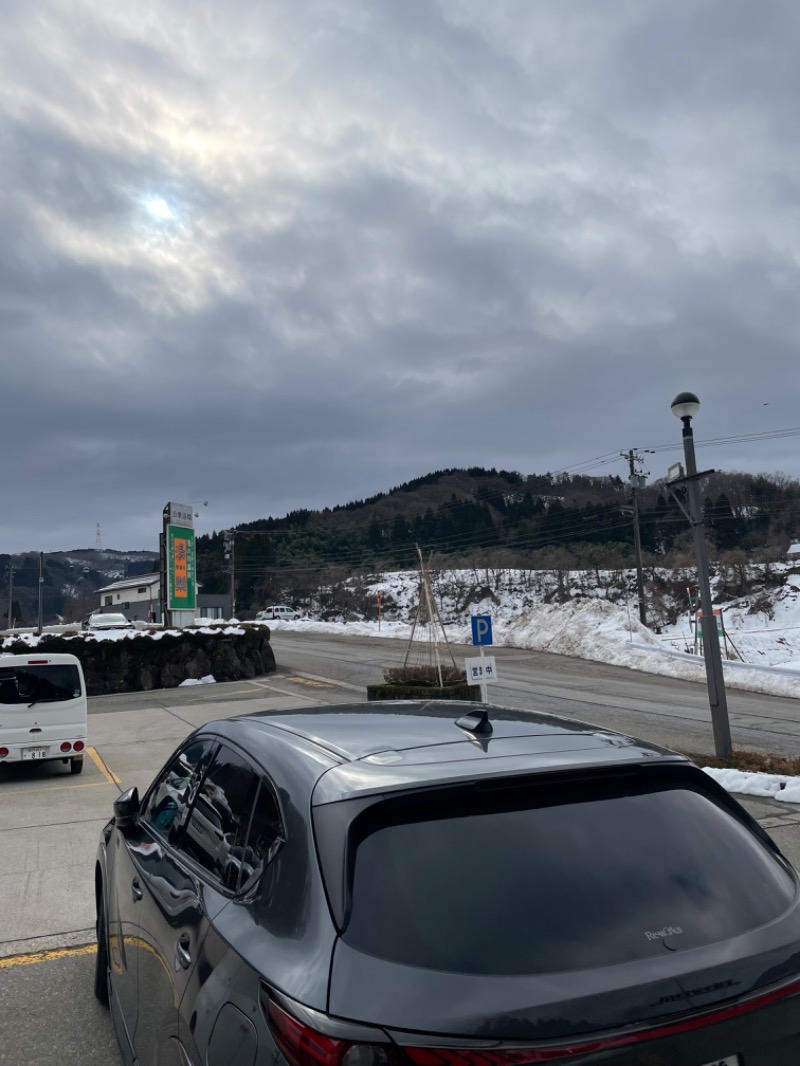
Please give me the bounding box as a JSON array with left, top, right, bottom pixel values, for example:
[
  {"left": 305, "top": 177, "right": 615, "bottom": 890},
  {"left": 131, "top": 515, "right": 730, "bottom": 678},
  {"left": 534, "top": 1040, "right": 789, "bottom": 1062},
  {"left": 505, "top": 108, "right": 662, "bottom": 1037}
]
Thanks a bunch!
[{"left": 670, "top": 391, "right": 732, "bottom": 757}]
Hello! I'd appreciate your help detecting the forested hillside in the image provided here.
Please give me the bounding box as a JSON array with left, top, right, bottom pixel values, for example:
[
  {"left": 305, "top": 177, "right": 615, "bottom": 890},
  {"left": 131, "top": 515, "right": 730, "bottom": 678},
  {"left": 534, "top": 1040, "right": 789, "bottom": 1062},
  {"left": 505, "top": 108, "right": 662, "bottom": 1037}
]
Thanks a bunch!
[
  {"left": 3, "top": 468, "right": 798, "bottom": 625},
  {"left": 195, "top": 467, "right": 800, "bottom": 615}
]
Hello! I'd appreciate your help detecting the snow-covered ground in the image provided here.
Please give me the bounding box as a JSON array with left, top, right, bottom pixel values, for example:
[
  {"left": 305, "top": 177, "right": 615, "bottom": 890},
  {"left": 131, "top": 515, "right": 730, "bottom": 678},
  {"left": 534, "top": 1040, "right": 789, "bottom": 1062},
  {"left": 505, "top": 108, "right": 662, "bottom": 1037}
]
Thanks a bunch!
[{"left": 262, "top": 563, "right": 800, "bottom": 701}]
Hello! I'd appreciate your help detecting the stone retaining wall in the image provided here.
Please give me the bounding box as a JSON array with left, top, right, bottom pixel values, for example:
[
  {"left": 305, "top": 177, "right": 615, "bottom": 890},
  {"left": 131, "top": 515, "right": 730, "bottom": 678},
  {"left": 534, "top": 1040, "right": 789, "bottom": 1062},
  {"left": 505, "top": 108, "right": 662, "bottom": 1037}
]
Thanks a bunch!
[{"left": 2, "top": 627, "right": 276, "bottom": 696}]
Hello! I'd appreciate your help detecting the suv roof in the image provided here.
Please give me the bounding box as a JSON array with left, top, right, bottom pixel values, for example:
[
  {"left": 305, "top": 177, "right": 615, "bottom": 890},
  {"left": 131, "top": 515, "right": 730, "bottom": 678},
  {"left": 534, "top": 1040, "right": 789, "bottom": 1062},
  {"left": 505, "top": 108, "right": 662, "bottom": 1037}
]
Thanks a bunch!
[{"left": 223, "top": 701, "right": 687, "bottom": 804}]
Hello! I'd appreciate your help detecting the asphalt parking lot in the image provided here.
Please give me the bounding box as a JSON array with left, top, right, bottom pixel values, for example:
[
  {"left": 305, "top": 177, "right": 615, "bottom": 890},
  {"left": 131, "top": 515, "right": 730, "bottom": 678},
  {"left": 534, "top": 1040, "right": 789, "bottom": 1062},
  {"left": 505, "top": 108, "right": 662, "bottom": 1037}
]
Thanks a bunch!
[{"left": 1, "top": 674, "right": 799, "bottom": 1066}]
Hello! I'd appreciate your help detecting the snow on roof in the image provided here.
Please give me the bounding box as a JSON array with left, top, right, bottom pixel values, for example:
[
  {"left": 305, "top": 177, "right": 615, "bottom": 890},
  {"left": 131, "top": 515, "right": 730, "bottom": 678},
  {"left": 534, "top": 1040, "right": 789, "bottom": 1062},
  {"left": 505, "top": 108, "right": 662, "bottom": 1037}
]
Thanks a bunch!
[
  {"left": 97, "top": 574, "right": 159, "bottom": 593},
  {"left": 788, "top": 543, "right": 800, "bottom": 556}
]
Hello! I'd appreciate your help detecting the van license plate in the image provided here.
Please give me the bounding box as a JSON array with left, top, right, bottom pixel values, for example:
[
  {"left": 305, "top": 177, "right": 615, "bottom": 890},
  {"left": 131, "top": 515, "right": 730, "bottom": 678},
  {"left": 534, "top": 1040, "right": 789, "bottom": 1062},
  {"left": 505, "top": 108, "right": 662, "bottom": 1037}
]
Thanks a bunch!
[
  {"left": 22, "top": 747, "right": 47, "bottom": 760},
  {"left": 700, "top": 1057, "right": 740, "bottom": 1066}
]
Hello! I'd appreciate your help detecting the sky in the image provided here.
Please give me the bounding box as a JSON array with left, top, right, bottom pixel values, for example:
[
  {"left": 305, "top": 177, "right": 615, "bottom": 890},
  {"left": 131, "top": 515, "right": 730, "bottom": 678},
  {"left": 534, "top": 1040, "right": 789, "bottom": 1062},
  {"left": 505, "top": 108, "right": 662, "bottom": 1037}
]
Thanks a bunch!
[{"left": 3, "top": 0, "right": 800, "bottom": 554}]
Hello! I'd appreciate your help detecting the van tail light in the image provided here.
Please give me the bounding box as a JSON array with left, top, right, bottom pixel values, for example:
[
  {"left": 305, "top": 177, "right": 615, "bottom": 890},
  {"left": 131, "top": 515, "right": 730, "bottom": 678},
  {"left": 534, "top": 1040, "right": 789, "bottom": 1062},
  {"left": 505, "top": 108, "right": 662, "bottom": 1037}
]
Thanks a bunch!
[
  {"left": 60, "top": 742, "right": 72, "bottom": 753},
  {"left": 0, "top": 747, "right": 8, "bottom": 758},
  {"left": 264, "top": 976, "right": 800, "bottom": 1066},
  {"left": 73, "top": 741, "right": 85, "bottom": 752}
]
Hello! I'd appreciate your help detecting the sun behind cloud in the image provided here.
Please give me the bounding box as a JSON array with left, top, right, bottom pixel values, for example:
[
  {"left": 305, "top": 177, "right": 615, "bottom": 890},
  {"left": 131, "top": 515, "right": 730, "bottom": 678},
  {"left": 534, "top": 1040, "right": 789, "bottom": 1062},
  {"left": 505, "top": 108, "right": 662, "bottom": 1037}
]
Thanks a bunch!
[{"left": 143, "top": 197, "right": 174, "bottom": 221}]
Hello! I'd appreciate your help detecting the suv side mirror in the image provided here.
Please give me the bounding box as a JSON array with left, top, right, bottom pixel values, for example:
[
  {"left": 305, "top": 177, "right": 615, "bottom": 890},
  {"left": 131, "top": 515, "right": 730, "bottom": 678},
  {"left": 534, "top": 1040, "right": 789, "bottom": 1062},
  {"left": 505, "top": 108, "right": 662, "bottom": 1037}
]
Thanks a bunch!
[{"left": 114, "top": 786, "right": 141, "bottom": 829}]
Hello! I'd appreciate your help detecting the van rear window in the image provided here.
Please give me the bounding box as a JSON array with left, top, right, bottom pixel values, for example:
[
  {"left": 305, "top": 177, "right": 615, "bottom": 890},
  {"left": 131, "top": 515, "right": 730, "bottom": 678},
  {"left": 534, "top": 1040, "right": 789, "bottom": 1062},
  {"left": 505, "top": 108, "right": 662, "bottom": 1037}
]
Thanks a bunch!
[
  {"left": 0, "top": 665, "right": 82, "bottom": 704},
  {"left": 342, "top": 774, "right": 796, "bottom": 975}
]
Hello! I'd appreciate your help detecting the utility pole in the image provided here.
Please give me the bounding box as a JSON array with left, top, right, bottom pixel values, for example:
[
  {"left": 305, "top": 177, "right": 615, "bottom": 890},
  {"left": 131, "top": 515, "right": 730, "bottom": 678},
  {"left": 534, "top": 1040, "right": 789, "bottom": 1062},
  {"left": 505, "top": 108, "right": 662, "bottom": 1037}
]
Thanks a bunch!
[
  {"left": 221, "top": 529, "right": 287, "bottom": 620},
  {"left": 7, "top": 565, "right": 15, "bottom": 630},
  {"left": 223, "top": 530, "right": 235, "bottom": 618},
  {"left": 37, "top": 552, "right": 44, "bottom": 635},
  {"left": 621, "top": 449, "right": 649, "bottom": 626}
]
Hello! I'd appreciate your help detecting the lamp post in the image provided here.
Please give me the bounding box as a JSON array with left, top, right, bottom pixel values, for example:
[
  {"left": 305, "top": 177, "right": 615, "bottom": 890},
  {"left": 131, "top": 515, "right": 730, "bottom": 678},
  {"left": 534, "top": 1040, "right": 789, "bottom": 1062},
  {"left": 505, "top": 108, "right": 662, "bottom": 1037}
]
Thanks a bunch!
[{"left": 670, "top": 392, "right": 732, "bottom": 757}]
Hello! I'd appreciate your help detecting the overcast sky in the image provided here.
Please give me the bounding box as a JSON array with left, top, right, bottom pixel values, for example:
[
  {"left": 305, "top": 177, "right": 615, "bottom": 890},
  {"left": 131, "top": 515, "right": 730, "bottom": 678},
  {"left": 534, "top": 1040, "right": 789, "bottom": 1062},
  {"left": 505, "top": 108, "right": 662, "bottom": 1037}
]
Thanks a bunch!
[{"left": 2, "top": 0, "right": 799, "bottom": 554}]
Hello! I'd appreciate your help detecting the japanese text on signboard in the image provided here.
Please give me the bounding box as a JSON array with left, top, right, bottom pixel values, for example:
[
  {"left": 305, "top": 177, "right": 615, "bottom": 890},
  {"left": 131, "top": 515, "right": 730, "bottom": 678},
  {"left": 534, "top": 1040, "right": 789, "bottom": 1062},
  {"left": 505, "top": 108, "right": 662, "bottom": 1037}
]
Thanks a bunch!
[
  {"left": 464, "top": 656, "right": 497, "bottom": 683},
  {"left": 167, "top": 524, "right": 197, "bottom": 611}
]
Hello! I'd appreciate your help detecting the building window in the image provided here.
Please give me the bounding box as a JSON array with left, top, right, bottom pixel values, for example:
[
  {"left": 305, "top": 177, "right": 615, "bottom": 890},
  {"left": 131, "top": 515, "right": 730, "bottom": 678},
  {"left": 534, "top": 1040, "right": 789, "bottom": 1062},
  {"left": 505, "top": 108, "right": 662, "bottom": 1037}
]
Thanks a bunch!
[
  {"left": 137, "top": 587, "right": 147, "bottom": 594},
  {"left": 104, "top": 596, "right": 112, "bottom": 606}
]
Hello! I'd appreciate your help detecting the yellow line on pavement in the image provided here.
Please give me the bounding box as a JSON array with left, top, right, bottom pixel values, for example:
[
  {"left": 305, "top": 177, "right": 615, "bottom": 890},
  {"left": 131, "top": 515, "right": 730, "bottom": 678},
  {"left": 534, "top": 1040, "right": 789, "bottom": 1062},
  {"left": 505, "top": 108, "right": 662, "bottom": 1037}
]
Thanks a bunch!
[
  {"left": 0, "top": 748, "right": 119, "bottom": 794},
  {"left": 87, "top": 746, "right": 120, "bottom": 785},
  {"left": 0, "top": 780, "right": 110, "bottom": 795},
  {"left": 0, "top": 944, "right": 96, "bottom": 969},
  {"left": 183, "top": 687, "right": 255, "bottom": 703},
  {"left": 286, "top": 676, "right": 333, "bottom": 688}
]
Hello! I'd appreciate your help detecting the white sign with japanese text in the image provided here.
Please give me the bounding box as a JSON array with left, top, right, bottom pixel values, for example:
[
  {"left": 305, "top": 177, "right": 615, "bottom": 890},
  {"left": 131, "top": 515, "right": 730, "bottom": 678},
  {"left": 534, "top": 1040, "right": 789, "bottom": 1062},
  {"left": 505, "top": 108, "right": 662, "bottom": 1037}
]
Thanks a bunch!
[
  {"left": 166, "top": 501, "right": 195, "bottom": 527},
  {"left": 464, "top": 656, "right": 498, "bottom": 684}
]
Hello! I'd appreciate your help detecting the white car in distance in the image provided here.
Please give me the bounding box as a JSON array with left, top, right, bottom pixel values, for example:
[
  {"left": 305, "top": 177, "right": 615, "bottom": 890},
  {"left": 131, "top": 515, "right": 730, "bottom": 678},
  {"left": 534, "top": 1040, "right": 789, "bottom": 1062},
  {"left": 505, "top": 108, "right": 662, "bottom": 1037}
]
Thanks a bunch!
[
  {"left": 83, "top": 613, "right": 136, "bottom": 631},
  {"left": 255, "top": 606, "right": 300, "bottom": 622}
]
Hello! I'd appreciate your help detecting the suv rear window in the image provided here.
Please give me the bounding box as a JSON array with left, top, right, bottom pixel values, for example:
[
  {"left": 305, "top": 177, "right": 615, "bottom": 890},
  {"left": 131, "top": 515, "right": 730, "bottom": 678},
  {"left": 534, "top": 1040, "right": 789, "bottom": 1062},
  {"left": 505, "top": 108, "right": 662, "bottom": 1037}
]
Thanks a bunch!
[{"left": 341, "top": 771, "right": 796, "bottom": 975}]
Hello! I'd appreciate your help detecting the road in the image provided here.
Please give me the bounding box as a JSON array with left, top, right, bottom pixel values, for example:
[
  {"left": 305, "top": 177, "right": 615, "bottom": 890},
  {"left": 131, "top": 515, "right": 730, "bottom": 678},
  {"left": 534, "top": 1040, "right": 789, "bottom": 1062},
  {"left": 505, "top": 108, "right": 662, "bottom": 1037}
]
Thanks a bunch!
[
  {"left": 268, "top": 630, "right": 800, "bottom": 758},
  {"left": 0, "top": 631, "right": 799, "bottom": 1065}
]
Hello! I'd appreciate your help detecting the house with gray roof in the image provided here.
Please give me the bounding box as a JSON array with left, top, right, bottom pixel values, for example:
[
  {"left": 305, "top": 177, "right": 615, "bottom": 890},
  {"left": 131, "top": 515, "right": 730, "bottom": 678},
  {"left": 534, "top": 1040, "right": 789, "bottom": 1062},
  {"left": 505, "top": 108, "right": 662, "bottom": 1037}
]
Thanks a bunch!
[{"left": 95, "top": 575, "right": 231, "bottom": 623}]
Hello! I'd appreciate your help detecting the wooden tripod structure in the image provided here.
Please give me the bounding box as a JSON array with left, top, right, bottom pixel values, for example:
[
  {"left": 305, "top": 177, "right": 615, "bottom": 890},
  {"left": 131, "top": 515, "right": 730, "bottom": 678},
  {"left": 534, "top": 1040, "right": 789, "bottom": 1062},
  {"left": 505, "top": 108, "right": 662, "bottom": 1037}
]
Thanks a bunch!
[{"left": 396, "top": 546, "right": 460, "bottom": 686}]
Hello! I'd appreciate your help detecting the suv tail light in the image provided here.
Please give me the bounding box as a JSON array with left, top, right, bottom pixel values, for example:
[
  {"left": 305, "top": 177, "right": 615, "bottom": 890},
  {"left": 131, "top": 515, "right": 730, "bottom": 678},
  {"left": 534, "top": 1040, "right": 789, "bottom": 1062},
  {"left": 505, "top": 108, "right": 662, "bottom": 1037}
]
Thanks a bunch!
[
  {"left": 264, "top": 996, "right": 401, "bottom": 1066},
  {"left": 264, "top": 976, "right": 800, "bottom": 1066},
  {"left": 402, "top": 978, "right": 800, "bottom": 1065}
]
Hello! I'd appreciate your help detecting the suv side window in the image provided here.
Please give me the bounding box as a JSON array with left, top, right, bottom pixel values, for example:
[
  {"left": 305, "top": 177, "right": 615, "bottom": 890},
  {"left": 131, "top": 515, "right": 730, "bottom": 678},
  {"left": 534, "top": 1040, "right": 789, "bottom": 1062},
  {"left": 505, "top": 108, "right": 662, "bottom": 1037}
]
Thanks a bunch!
[
  {"left": 178, "top": 744, "right": 283, "bottom": 892},
  {"left": 244, "top": 779, "right": 285, "bottom": 878},
  {"left": 140, "top": 738, "right": 216, "bottom": 838}
]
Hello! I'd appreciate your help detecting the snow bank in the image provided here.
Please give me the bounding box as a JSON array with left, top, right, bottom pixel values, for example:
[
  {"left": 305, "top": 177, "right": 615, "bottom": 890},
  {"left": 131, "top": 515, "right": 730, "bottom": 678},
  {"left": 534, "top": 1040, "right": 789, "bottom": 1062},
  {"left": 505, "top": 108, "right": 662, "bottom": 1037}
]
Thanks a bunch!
[
  {"left": 264, "top": 597, "right": 800, "bottom": 699},
  {"left": 702, "top": 767, "right": 800, "bottom": 804}
]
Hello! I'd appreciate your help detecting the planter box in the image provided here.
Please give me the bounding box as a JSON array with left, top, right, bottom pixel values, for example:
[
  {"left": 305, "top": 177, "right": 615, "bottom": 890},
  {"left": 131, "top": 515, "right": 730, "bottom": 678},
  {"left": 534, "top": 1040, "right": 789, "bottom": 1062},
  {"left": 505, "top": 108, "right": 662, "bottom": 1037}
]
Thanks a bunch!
[{"left": 366, "top": 682, "right": 481, "bottom": 702}]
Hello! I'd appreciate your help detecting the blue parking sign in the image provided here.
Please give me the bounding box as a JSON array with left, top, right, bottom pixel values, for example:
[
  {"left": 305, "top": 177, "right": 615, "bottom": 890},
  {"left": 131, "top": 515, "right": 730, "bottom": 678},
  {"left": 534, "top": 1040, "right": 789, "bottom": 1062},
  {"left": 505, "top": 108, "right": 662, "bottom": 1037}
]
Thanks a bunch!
[{"left": 471, "top": 615, "right": 493, "bottom": 646}]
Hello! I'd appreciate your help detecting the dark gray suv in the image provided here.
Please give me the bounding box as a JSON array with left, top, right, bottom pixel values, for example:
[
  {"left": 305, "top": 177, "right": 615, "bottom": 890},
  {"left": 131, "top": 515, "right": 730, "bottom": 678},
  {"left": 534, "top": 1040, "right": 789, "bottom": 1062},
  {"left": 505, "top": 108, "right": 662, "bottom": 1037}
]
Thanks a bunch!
[{"left": 94, "top": 701, "right": 800, "bottom": 1066}]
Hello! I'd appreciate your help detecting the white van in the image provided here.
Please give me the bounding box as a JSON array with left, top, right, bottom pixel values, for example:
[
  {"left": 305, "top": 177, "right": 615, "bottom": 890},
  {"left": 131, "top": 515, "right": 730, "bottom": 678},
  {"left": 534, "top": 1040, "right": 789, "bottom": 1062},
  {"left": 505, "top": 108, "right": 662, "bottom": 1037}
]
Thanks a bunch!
[
  {"left": 0, "top": 653, "right": 88, "bottom": 775},
  {"left": 255, "top": 605, "right": 300, "bottom": 621}
]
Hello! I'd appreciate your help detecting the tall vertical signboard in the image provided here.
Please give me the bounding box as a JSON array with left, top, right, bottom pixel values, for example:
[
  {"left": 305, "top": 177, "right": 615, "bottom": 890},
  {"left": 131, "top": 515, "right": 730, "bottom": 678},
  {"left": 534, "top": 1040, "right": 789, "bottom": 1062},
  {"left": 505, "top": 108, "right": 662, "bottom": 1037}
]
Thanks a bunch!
[
  {"left": 162, "top": 502, "right": 196, "bottom": 627},
  {"left": 167, "top": 524, "right": 197, "bottom": 611}
]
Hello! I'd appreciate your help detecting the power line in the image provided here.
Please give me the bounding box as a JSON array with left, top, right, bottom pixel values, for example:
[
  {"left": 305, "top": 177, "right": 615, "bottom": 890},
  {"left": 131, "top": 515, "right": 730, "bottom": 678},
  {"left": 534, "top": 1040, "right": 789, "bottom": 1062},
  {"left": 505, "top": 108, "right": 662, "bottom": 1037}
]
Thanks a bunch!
[
  {"left": 200, "top": 485, "right": 800, "bottom": 570},
  {"left": 557, "top": 425, "right": 800, "bottom": 477}
]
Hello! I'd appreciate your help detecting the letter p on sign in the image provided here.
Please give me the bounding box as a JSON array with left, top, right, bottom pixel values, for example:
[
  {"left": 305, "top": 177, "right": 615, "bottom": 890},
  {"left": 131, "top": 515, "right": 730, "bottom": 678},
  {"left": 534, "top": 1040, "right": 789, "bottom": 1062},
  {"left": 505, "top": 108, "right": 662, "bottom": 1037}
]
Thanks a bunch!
[{"left": 471, "top": 615, "right": 493, "bottom": 646}]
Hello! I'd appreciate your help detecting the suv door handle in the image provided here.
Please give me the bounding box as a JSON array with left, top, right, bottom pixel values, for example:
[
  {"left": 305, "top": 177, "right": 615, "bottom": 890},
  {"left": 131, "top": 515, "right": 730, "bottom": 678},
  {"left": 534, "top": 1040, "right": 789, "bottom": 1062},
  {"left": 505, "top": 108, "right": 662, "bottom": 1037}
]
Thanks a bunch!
[
  {"left": 131, "top": 879, "right": 143, "bottom": 902},
  {"left": 176, "top": 935, "right": 192, "bottom": 970}
]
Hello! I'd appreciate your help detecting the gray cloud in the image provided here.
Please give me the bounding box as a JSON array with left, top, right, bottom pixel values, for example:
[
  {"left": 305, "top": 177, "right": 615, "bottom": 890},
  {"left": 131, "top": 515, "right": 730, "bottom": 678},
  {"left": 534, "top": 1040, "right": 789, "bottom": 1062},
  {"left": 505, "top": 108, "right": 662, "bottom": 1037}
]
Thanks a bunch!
[{"left": 1, "top": 0, "right": 798, "bottom": 552}]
